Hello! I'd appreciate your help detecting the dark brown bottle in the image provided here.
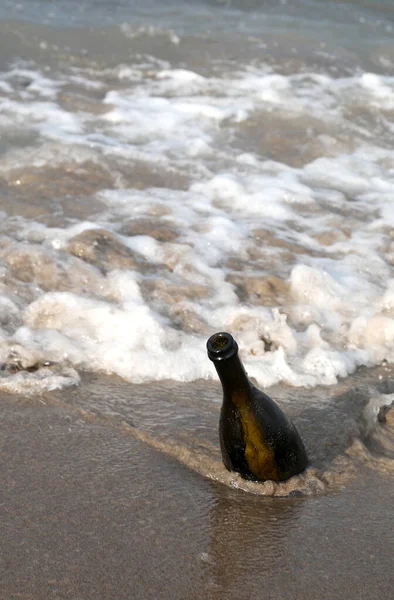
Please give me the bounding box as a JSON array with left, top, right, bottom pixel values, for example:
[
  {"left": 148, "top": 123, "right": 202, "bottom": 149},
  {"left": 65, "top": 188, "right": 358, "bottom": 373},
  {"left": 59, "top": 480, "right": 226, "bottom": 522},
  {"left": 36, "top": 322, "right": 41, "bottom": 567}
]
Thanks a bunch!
[{"left": 207, "top": 332, "right": 309, "bottom": 482}]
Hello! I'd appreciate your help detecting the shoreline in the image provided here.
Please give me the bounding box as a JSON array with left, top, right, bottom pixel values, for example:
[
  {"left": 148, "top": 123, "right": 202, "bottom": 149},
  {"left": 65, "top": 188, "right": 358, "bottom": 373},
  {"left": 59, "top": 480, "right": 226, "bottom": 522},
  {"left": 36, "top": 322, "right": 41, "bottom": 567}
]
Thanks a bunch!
[{"left": 1, "top": 375, "right": 394, "bottom": 599}]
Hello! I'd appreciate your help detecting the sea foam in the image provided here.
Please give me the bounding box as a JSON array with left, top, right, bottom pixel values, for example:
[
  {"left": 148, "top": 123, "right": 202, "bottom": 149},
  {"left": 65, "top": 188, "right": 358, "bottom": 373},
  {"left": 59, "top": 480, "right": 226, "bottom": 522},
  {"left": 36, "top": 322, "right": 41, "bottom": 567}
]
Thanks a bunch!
[{"left": 1, "top": 55, "right": 394, "bottom": 393}]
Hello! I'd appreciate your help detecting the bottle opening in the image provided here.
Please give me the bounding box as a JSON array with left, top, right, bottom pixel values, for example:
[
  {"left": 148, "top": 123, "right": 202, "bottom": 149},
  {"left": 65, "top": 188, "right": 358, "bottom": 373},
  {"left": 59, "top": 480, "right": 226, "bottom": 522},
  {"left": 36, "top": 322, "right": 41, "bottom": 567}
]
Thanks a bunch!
[{"left": 206, "top": 332, "right": 238, "bottom": 361}]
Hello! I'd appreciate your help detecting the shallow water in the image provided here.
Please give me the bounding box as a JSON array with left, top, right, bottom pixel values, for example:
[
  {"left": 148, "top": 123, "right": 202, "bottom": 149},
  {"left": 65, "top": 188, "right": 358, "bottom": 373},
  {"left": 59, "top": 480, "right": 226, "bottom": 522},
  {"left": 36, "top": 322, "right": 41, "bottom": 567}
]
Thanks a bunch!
[
  {"left": 1, "top": 388, "right": 394, "bottom": 599},
  {"left": 44, "top": 366, "right": 394, "bottom": 496}
]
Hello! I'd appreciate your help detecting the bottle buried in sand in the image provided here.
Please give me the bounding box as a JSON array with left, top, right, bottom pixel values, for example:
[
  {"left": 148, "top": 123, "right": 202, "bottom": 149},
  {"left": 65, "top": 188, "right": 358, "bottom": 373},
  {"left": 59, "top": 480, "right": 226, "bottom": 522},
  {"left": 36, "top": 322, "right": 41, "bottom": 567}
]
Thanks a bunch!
[{"left": 207, "top": 332, "right": 309, "bottom": 483}]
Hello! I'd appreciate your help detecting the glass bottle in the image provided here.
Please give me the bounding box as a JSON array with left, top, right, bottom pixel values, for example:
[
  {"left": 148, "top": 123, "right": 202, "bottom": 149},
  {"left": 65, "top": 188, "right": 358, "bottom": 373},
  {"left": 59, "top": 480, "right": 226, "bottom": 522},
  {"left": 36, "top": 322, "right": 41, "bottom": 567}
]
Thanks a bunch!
[{"left": 207, "top": 331, "right": 309, "bottom": 482}]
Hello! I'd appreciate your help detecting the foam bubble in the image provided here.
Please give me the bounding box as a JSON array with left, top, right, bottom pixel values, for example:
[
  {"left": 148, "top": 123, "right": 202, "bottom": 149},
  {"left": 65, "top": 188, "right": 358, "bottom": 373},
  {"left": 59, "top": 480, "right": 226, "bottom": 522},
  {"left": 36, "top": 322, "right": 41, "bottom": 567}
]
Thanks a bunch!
[
  {"left": 191, "top": 174, "right": 297, "bottom": 220},
  {"left": 290, "top": 265, "right": 345, "bottom": 309},
  {"left": 0, "top": 336, "right": 80, "bottom": 395},
  {"left": 360, "top": 73, "right": 394, "bottom": 110},
  {"left": 0, "top": 367, "right": 80, "bottom": 395},
  {"left": 0, "top": 98, "right": 83, "bottom": 139},
  {"left": 382, "top": 281, "right": 394, "bottom": 311},
  {"left": 124, "top": 235, "right": 163, "bottom": 263},
  {"left": 2, "top": 67, "right": 63, "bottom": 99},
  {"left": 20, "top": 291, "right": 214, "bottom": 383}
]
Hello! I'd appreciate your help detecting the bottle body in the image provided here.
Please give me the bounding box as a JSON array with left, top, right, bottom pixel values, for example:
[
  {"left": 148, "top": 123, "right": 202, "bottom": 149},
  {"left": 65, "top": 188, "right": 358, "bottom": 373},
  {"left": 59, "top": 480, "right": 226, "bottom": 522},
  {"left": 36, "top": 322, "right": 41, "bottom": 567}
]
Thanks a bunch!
[{"left": 207, "top": 332, "right": 309, "bottom": 482}]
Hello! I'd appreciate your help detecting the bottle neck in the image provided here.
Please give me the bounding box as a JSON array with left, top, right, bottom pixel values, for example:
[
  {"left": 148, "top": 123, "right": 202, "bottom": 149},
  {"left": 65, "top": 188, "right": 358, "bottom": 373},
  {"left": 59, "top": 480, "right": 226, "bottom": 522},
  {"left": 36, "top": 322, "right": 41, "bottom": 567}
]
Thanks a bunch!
[{"left": 213, "top": 352, "right": 251, "bottom": 396}]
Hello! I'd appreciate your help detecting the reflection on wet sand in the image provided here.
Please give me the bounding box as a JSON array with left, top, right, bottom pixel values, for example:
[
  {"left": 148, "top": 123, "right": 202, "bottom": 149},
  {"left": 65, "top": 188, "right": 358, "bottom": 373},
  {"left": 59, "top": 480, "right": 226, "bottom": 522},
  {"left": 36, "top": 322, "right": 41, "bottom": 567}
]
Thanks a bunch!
[{"left": 206, "top": 487, "right": 303, "bottom": 598}]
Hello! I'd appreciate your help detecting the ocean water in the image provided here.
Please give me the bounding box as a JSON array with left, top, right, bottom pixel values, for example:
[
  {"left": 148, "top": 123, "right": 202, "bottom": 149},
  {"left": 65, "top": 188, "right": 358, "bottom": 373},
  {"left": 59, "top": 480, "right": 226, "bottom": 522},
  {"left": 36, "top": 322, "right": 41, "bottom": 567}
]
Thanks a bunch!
[{"left": 1, "top": 0, "right": 394, "bottom": 404}]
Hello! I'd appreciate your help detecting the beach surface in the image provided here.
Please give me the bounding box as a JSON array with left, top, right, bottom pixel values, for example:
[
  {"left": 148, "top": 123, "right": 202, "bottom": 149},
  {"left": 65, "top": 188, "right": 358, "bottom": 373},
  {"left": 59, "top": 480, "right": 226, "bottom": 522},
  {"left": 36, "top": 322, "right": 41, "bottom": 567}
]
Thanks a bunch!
[
  {"left": 1, "top": 0, "right": 394, "bottom": 596},
  {"left": 1, "top": 374, "right": 394, "bottom": 600}
]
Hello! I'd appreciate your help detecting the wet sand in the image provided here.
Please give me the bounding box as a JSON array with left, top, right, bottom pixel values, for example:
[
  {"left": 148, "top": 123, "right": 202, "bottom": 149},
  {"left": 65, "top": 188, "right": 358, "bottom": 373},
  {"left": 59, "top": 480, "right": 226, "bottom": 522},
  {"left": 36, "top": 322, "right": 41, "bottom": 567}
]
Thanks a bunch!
[{"left": 1, "top": 378, "right": 394, "bottom": 600}]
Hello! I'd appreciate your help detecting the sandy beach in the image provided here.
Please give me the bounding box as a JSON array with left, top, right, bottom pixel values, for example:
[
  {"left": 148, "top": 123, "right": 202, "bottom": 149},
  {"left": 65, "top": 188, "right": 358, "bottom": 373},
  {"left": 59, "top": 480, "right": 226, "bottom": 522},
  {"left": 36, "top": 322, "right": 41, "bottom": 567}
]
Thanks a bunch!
[
  {"left": 1, "top": 374, "right": 394, "bottom": 600},
  {"left": 1, "top": 1, "right": 394, "bottom": 597}
]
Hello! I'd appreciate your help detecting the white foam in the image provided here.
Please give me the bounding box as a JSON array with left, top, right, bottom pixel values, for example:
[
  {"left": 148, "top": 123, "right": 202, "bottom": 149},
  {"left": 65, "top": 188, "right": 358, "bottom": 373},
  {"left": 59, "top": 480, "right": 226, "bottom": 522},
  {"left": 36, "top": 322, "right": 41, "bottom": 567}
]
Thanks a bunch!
[
  {"left": 119, "top": 23, "right": 180, "bottom": 45},
  {"left": 0, "top": 98, "right": 84, "bottom": 138},
  {"left": 290, "top": 264, "right": 345, "bottom": 310},
  {"left": 302, "top": 347, "right": 359, "bottom": 386},
  {"left": 0, "top": 80, "right": 13, "bottom": 93},
  {"left": 0, "top": 337, "right": 80, "bottom": 395},
  {"left": 2, "top": 67, "right": 63, "bottom": 99},
  {"left": 1, "top": 59, "right": 394, "bottom": 392},
  {"left": 156, "top": 69, "right": 206, "bottom": 93},
  {"left": 124, "top": 235, "right": 163, "bottom": 263},
  {"left": 101, "top": 92, "right": 243, "bottom": 159},
  {"left": 382, "top": 281, "right": 394, "bottom": 311},
  {"left": 20, "top": 291, "right": 213, "bottom": 383},
  {"left": 0, "top": 368, "right": 80, "bottom": 395},
  {"left": 360, "top": 73, "right": 394, "bottom": 110},
  {"left": 191, "top": 174, "right": 299, "bottom": 220}
]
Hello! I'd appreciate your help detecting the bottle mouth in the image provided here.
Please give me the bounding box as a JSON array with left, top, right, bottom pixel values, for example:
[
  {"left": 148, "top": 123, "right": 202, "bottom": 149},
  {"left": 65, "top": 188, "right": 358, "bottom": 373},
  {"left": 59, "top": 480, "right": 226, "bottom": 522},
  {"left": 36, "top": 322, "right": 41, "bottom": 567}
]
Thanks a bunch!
[{"left": 206, "top": 332, "right": 238, "bottom": 362}]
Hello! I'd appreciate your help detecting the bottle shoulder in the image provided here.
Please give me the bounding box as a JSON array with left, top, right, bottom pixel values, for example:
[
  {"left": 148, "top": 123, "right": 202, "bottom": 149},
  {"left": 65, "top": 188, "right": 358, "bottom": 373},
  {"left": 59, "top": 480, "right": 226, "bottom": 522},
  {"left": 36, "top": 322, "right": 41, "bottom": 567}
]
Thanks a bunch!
[{"left": 241, "top": 383, "right": 289, "bottom": 420}]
